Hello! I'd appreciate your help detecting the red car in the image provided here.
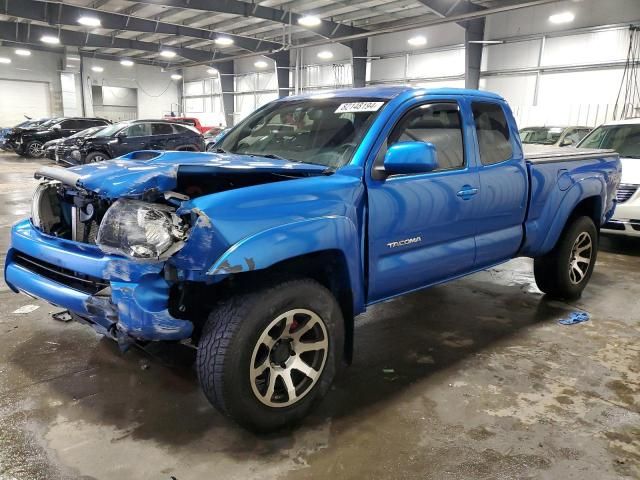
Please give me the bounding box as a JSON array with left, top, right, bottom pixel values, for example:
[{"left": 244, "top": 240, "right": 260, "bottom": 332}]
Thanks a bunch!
[{"left": 164, "top": 116, "right": 214, "bottom": 134}]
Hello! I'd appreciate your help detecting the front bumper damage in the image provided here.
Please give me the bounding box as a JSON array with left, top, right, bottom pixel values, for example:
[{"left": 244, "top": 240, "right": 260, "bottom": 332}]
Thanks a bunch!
[{"left": 5, "top": 219, "right": 193, "bottom": 345}]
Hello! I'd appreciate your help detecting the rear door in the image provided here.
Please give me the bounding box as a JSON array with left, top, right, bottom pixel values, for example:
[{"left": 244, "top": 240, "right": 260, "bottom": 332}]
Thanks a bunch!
[
  {"left": 150, "top": 123, "right": 175, "bottom": 150},
  {"left": 366, "top": 98, "right": 480, "bottom": 302},
  {"left": 471, "top": 101, "right": 528, "bottom": 268}
]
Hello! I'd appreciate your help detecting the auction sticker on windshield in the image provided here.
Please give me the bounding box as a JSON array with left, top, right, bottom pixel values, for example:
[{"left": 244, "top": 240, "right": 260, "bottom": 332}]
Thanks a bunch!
[{"left": 335, "top": 102, "right": 385, "bottom": 113}]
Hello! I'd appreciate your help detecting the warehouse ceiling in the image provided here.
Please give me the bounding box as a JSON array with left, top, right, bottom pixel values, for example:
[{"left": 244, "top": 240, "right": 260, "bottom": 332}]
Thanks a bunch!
[{"left": 0, "top": 0, "right": 548, "bottom": 66}]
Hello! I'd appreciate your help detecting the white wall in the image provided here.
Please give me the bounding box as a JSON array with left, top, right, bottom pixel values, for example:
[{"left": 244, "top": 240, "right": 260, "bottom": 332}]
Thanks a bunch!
[
  {"left": 81, "top": 57, "right": 179, "bottom": 119},
  {"left": 0, "top": 46, "right": 63, "bottom": 122}
]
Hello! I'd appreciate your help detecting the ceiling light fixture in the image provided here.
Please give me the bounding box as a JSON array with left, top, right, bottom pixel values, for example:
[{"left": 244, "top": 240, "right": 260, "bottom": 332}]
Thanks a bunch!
[
  {"left": 41, "top": 35, "right": 60, "bottom": 44},
  {"left": 78, "top": 16, "right": 101, "bottom": 27},
  {"left": 298, "top": 15, "right": 321, "bottom": 27},
  {"left": 171, "top": 74, "right": 183, "bottom": 80},
  {"left": 15, "top": 49, "right": 31, "bottom": 56},
  {"left": 215, "top": 36, "right": 234, "bottom": 46},
  {"left": 206, "top": 67, "right": 217, "bottom": 75},
  {"left": 317, "top": 50, "right": 333, "bottom": 60},
  {"left": 160, "top": 49, "right": 177, "bottom": 58},
  {"left": 407, "top": 35, "right": 427, "bottom": 46},
  {"left": 0, "top": 57, "right": 11, "bottom": 64},
  {"left": 254, "top": 60, "right": 269, "bottom": 68},
  {"left": 549, "top": 11, "right": 575, "bottom": 24},
  {"left": 120, "top": 59, "right": 134, "bottom": 66},
  {"left": 91, "top": 66, "right": 104, "bottom": 72}
]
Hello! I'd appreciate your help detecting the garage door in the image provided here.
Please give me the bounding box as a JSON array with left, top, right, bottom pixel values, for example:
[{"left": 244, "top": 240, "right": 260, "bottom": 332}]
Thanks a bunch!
[{"left": 0, "top": 79, "right": 51, "bottom": 126}]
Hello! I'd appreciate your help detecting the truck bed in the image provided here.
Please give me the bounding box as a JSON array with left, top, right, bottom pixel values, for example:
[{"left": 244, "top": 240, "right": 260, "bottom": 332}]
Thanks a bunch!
[{"left": 524, "top": 145, "right": 616, "bottom": 163}]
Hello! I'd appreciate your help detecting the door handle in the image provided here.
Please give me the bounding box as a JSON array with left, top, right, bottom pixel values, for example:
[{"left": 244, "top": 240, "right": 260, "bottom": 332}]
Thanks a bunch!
[{"left": 456, "top": 185, "right": 479, "bottom": 200}]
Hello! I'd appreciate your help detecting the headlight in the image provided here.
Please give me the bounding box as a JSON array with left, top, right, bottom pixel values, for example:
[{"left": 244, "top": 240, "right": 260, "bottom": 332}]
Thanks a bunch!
[
  {"left": 71, "top": 149, "right": 81, "bottom": 160},
  {"left": 96, "top": 199, "right": 189, "bottom": 260}
]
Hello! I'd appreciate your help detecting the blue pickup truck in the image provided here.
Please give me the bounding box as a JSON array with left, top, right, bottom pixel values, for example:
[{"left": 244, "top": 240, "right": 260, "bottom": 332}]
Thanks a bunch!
[{"left": 5, "top": 87, "right": 621, "bottom": 431}]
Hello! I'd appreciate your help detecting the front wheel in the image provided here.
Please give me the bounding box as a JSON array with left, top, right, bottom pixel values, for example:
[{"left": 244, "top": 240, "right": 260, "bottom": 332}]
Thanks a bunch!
[
  {"left": 84, "top": 151, "right": 109, "bottom": 164},
  {"left": 196, "top": 278, "right": 344, "bottom": 432},
  {"left": 25, "top": 140, "right": 44, "bottom": 158},
  {"left": 534, "top": 215, "right": 598, "bottom": 300}
]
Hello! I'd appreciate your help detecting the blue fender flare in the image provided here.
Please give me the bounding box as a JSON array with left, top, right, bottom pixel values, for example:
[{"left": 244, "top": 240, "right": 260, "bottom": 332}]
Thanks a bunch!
[{"left": 207, "top": 216, "right": 365, "bottom": 313}]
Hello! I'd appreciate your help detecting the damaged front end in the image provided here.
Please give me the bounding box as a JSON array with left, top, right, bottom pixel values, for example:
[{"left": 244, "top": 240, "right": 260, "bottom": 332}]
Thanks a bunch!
[{"left": 5, "top": 166, "right": 212, "bottom": 349}]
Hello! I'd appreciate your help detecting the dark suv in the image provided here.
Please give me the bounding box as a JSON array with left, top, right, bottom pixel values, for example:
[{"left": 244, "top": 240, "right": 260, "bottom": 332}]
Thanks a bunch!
[
  {"left": 62, "top": 119, "right": 204, "bottom": 165},
  {"left": 10, "top": 117, "right": 111, "bottom": 158}
]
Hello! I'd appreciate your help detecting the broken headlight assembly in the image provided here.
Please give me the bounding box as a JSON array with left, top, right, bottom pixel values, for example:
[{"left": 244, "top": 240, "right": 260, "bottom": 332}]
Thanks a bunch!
[{"left": 96, "top": 199, "right": 189, "bottom": 260}]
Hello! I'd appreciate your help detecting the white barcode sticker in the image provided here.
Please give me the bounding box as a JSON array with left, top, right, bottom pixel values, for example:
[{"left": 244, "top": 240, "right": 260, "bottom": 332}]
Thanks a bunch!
[{"left": 334, "top": 102, "right": 384, "bottom": 113}]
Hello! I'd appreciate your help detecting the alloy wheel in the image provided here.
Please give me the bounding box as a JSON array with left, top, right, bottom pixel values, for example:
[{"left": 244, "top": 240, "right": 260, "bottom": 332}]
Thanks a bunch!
[
  {"left": 568, "top": 231, "right": 592, "bottom": 284},
  {"left": 250, "top": 308, "right": 328, "bottom": 408}
]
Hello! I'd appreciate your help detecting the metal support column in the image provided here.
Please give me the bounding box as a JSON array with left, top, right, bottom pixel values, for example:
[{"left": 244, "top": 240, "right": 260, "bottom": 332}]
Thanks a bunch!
[
  {"left": 348, "top": 39, "right": 368, "bottom": 88},
  {"left": 217, "top": 60, "right": 235, "bottom": 127},
  {"left": 269, "top": 50, "right": 291, "bottom": 98},
  {"left": 464, "top": 18, "right": 485, "bottom": 89}
]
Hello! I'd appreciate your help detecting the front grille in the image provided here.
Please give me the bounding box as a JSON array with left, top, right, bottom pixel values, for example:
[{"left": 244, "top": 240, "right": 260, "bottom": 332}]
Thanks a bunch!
[
  {"left": 617, "top": 184, "right": 639, "bottom": 203},
  {"left": 55, "top": 144, "right": 77, "bottom": 163},
  {"left": 13, "top": 251, "right": 109, "bottom": 295}
]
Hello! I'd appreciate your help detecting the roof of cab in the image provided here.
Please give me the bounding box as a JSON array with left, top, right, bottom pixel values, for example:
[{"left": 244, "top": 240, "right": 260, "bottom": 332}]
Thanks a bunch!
[{"left": 281, "top": 85, "right": 505, "bottom": 102}]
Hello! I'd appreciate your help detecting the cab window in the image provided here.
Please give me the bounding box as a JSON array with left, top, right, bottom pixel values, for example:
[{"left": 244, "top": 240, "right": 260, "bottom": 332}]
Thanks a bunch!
[
  {"left": 472, "top": 102, "right": 513, "bottom": 165},
  {"left": 125, "top": 123, "right": 152, "bottom": 137}
]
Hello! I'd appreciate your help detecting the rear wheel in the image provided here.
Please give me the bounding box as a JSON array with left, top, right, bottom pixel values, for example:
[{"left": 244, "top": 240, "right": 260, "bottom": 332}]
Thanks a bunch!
[
  {"left": 84, "top": 151, "right": 109, "bottom": 164},
  {"left": 196, "top": 278, "right": 343, "bottom": 432},
  {"left": 534, "top": 215, "right": 598, "bottom": 300},
  {"left": 25, "top": 140, "right": 44, "bottom": 158}
]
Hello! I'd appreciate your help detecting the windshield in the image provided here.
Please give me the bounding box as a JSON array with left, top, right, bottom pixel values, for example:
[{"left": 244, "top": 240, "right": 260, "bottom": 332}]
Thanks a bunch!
[
  {"left": 218, "top": 97, "right": 387, "bottom": 168},
  {"left": 520, "top": 127, "right": 564, "bottom": 145},
  {"left": 578, "top": 124, "right": 640, "bottom": 158},
  {"left": 70, "top": 126, "right": 105, "bottom": 138},
  {"left": 93, "top": 121, "right": 129, "bottom": 137},
  {"left": 36, "top": 118, "right": 61, "bottom": 129}
]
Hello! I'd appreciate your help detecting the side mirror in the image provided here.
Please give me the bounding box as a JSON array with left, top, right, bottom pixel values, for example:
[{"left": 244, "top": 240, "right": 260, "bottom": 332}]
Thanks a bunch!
[
  {"left": 117, "top": 131, "right": 127, "bottom": 140},
  {"left": 383, "top": 141, "right": 438, "bottom": 176},
  {"left": 52, "top": 124, "right": 61, "bottom": 131},
  {"left": 561, "top": 137, "right": 575, "bottom": 147}
]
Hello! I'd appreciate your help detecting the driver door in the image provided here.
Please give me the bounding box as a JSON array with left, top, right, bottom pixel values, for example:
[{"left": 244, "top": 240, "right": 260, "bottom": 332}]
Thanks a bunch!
[
  {"left": 119, "top": 123, "right": 152, "bottom": 155},
  {"left": 366, "top": 100, "right": 480, "bottom": 302}
]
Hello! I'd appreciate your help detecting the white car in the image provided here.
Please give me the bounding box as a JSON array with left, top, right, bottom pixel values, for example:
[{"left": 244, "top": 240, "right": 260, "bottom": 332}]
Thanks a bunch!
[{"left": 578, "top": 118, "right": 640, "bottom": 237}]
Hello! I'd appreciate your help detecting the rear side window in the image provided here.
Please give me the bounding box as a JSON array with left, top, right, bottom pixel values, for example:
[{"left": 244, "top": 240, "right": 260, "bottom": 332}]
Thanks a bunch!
[
  {"left": 472, "top": 102, "right": 513, "bottom": 165},
  {"left": 59, "top": 120, "right": 79, "bottom": 129},
  {"left": 152, "top": 123, "right": 174, "bottom": 135},
  {"left": 386, "top": 102, "right": 465, "bottom": 171}
]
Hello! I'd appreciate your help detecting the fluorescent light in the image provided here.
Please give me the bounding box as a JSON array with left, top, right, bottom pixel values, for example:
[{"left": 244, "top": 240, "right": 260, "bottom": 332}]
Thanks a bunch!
[
  {"left": 317, "top": 50, "right": 333, "bottom": 60},
  {"left": 15, "top": 49, "right": 31, "bottom": 56},
  {"left": 0, "top": 57, "right": 11, "bottom": 64},
  {"left": 171, "top": 74, "right": 182, "bottom": 80},
  {"left": 91, "top": 66, "right": 104, "bottom": 72},
  {"left": 407, "top": 35, "right": 427, "bottom": 47},
  {"left": 41, "top": 35, "right": 60, "bottom": 44},
  {"left": 120, "top": 59, "right": 134, "bottom": 66},
  {"left": 549, "top": 11, "right": 575, "bottom": 24},
  {"left": 67, "top": 56, "right": 80, "bottom": 61},
  {"left": 78, "top": 16, "right": 101, "bottom": 27},
  {"left": 206, "top": 68, "right": 217, "bottom": 75},
  {"left": 215, "top": 37, "right": 234, "bottom": 46},
  {"left": 298, "top": 15, "right": 321, "bottom": 27},
  {"left": 66, "top": 64, "right": 75, "bottom": 68},
  {"left": 160, "top": 49, "right": 177, "bottom": 58},
  {"left": 254, "top": 60, "right": 269, "bottom": 68},
  {"left": 468, "top": 40, "right": 504, "bottom": 45}
]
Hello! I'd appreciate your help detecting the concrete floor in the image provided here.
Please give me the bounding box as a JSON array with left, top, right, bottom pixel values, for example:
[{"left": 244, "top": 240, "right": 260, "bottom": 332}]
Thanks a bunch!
[{"left": 0, "top": 151, "right": 638, "bottom": 480}]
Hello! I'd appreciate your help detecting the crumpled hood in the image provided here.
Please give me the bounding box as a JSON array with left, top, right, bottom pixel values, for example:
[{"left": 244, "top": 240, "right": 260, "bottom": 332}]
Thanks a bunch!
[
  {"left": 37, "top": 150, "right": 328, "bottom": 199},
  {"left": 620, "top": 157, "right": 640, "bottom": 185}
]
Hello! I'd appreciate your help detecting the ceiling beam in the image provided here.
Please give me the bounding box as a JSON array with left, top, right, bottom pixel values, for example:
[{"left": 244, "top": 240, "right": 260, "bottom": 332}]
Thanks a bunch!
[
  {"left": 119, "top": 0, "right": 368, "bottom": 40},
  {"left": 416, "top": 0, "right": 485, "bottom": 28},
  {"left": 6, "top": 0, "right": 281, "bottom": 53},
  {"left": 0, "top": 20, "right": 224, "bottom": 63}
]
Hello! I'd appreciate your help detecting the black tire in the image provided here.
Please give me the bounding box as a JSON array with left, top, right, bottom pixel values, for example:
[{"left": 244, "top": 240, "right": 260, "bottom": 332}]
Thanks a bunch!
[
  {"left": 84, "top": 151, "right": 109, "bottom": 164},
  {"left": 197, "top": 278, "right": 344, "bottom": 432},
  {"left": 175, "top": 144, "right": 199, "bottom": 152},
  {"left": 534, "top": 215, "right": 598, "bottom": 300},
  {"left": 25, "top": 140, "right": 44, "bottom": 158}
]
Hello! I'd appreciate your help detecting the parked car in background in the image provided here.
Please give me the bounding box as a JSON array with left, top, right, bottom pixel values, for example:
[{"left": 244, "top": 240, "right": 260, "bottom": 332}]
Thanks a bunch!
[
  {"left": 205, "top": 127, "right": 230, "bottom": 152},
  {"left": 578, "top": 118, "right": 640, "bottom": 237},
  {"left": 8, "top": 117, "right": 111, "bottom": 158},
  {"left": 43, "top": 126, "right": 107, "bottom": 164},
  {"left": 5, "top": 87, "right": 620, "bottom": 432},
  {"left": 60, "top": 119, "right": 204, "bottom": 165},
  {"left": 164, "top": 116, "right": 215, "bottom": 134},
  {"left": 0, "top": 118, "right": 50, "bottom": 151},
  {"left": 520, "top": 126, "right": 592, "bottom": 147}
]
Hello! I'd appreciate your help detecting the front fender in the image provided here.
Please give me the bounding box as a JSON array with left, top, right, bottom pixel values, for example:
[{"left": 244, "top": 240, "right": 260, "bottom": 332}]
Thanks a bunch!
[{"left": 207, "top": 216, "right": 365, "bottom": 313}]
